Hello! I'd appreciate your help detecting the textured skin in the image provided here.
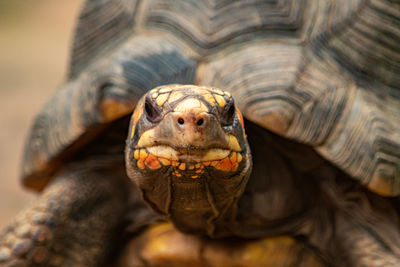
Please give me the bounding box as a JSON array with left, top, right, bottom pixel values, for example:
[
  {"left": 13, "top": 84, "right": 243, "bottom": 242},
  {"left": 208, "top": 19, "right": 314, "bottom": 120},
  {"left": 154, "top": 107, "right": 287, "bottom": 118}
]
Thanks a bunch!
[
  {"left": 0, "top": 158, "right": 132, "bottom": 266},
  {"left": 126, "top": 85, "right": 253, "bottom": 238},
  {"left": 2, "top": 0, "right": 399, "bottom": 266}
]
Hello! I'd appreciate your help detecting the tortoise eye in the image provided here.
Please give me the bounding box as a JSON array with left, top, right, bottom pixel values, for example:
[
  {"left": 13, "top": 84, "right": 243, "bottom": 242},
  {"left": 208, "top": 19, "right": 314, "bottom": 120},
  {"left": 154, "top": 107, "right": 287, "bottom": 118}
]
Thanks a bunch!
[
  {"left": 221, "top": 99, "right": 235, "bottom": 126},
  {"left": 144, "top": 96, "right": 162, "bottom": 123}
]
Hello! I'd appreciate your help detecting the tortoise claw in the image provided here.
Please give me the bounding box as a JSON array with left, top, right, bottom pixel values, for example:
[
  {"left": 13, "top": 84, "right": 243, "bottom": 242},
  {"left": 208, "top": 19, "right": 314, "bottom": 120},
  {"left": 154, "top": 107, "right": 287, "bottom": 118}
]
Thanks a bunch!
[{"left": 1, "top": 160, "right": 131, "bottom": 266}]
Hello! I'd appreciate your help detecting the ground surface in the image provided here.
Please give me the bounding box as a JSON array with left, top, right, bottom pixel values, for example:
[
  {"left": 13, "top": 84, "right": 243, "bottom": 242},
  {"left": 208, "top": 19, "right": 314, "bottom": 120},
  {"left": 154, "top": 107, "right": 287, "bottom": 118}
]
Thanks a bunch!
[{"left": 0, "top": 0, "right": 84, "bottom": 228}]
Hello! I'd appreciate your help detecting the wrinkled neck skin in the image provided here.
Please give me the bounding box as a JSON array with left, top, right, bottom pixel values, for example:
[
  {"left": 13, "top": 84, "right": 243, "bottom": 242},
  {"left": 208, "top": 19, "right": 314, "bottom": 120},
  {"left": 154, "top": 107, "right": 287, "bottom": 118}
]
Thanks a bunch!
[{"left": 127, "top": 142, "right": 252, "bottom": 238}]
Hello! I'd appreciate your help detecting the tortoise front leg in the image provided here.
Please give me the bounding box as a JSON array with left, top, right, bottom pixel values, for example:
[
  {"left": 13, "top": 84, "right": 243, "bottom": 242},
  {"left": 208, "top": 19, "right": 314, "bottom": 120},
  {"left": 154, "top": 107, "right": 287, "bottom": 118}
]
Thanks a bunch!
[{"left": 0, "top": 160, "right": 130, "bottom": 266}]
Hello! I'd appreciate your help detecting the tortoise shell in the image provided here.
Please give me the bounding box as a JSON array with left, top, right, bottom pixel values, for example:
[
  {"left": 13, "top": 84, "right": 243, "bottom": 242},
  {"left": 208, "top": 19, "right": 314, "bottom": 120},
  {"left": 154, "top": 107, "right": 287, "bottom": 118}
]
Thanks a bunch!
[{"left": 22, "top": 0, "right": 400, "bottom": 197}]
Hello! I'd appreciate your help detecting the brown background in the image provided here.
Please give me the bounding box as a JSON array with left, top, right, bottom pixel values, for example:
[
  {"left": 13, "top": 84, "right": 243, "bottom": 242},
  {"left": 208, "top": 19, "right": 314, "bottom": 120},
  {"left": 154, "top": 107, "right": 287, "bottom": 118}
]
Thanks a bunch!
[{"left": 0, "top": 0, "right": 84, "bottom": 228}]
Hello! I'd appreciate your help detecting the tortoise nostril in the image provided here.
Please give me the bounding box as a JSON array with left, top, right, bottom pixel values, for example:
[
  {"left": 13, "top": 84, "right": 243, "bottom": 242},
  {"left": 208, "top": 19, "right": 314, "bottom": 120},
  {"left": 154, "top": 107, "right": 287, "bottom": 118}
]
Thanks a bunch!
[
  {"left": 178, "top": 118, "right": 185, "bottom": 125},
  {"left": 197, "top": 118, "right": 204, "bottom": 126}
]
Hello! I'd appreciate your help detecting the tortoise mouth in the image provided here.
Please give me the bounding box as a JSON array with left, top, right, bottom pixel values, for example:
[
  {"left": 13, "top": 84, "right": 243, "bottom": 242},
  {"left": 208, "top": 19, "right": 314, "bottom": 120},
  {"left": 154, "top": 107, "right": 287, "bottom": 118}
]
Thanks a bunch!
[
  {"left": 147, "top": 145, "right": 232, "bottom": 162},
  {"left": 132, "top": 145, "right": 244, "bottom": 175}
]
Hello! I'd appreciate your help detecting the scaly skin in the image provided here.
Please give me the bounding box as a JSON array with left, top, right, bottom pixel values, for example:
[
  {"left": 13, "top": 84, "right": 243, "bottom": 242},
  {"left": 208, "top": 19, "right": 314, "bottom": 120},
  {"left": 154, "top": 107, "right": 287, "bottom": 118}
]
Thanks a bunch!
[{"left": 0, "top": 159, "right": 130, "bottom": 266}]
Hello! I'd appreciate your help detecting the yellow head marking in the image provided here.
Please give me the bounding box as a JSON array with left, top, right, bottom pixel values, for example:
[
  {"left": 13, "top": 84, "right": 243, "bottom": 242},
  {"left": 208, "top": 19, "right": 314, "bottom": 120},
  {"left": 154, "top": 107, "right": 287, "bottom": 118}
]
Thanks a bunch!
[
  {"left": 159, "top": 87, "right": 172, "bottom": 94},
  {"left": 137, "top": 129, "right": 156, "bottom": 147},
  {"left": 213, "top": 88, "right": 224, "bottom": 95},
  {"left": 156, "top": 93, "right": 169, "bottom": 106},
  {"left": 130, "top": 103, "right": 144, "bottom": 139},
  {"left": 139, "top": 149, "right": 148, "bottom": 160},
  {"left": 214, "top": 94, "right": 226, "bottom": 107},
  {"left": 227, "top": 135, "right": 241, "bottom": 152},
  {"left": 147, "top": 146, "right": 179, "bottom": 161},
  {"left": 237, "top": 153, "right": 243, "bottom": 163},
  {"left": 202, "top": 149, "right": 231, "bottom": 161},
  {"left": 134, "top": 150, "right": 140, "bottom": 160},
  {"left": 168, "top": 91, "right": 184, "bottom": 103},
  {"left": 137, "top": 160, "right": 145, "bottom": 170},
  {"left": 174, "top": 98, "right": 209, "bottom": 113},
  {"left": 159, "top": 158, "right": 171, "bottom": 166},
  {"left": 202, "top": 93, "right": 216, "bottom": 106},
  {"left": 229, "top": 152, "right": 237, "bottom": 163}
]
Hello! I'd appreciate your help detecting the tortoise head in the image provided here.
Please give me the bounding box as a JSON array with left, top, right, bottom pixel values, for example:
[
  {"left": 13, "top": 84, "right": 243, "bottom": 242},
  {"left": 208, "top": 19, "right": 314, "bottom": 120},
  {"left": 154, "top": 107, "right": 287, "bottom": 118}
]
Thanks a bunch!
[{"left": 125, "top": 84, "right": 252, "bottom": 235}]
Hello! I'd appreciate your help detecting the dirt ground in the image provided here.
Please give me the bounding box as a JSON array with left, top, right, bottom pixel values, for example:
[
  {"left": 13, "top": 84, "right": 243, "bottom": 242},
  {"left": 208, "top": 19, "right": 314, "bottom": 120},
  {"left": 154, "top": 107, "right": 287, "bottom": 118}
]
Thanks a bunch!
[{"left": 0, "top": 0, "right": 84, "bottom": 228}]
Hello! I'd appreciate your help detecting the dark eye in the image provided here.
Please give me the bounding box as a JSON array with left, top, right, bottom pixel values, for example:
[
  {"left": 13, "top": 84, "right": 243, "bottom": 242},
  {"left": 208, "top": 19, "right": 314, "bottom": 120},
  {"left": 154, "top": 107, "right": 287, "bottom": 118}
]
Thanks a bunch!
[
  {"left": 144, "top": 96, "right": 162, "bottom": 122},
  {"left": 221, "top": 99, "right": 236, "bottom": 126}
]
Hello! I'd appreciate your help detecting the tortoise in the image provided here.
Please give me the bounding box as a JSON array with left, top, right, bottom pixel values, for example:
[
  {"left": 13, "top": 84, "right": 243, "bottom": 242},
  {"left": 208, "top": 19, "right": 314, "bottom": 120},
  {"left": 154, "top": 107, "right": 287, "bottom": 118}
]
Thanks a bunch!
[{"left": 1, "top": 0, "right": 400, "bottom": 266}]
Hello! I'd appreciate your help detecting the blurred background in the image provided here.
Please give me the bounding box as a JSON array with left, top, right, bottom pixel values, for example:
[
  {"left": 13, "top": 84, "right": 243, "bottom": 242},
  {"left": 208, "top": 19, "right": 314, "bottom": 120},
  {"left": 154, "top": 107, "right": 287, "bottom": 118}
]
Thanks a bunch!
[{"left": 0, "top": 0, "right": 84, "bottom": 228}]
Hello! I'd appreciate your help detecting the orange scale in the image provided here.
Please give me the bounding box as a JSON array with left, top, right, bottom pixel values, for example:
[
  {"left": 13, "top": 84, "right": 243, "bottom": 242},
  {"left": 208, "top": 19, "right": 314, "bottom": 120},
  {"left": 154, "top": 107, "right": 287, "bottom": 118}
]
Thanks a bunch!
[
  {"left": 144, "top": 154, "right": 162, "bottom": 169},
  {"left": 172, "top": 161, "right": 180, "bottom": 167},
  {"left": 159, "top": 158, "right": 171, "bottom": 166},
  {"left": 231, "top": 162, "right": 239, "bottom": 171},
  {"left": 137, "top": 160, "right": 145, "bottom": 170},
  {"left": 210, "top": 161, "right": 219, "bottom": 167},
  {"left": 215, "top": 157, "right": 232, "bottom": 171},
  {"left": 235, "top": 106, "right": 246, "bottom": 137},
  {"left": 229, "top": 152, "right": 237, "bottom": 164},
  {"left": 130, "top": 103, "right": 144, "bottom": 139}
]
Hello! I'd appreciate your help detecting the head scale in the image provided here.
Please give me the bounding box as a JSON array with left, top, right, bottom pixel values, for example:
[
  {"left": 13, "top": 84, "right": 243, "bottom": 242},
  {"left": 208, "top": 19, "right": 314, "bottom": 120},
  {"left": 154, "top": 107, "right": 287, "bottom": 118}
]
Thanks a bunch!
[{"left": 125, "top": 85, "right": 252, "bottom": 236}]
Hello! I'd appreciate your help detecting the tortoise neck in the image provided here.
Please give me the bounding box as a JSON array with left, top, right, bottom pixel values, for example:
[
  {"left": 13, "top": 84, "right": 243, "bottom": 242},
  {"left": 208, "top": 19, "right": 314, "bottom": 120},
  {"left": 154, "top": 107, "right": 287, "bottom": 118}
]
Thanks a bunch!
[
  {"left": 138, "top": 155, "right": 252, "bottom": 237},
  {"left": 167, "top": 176, "right": 244, "bottom": 237}
]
